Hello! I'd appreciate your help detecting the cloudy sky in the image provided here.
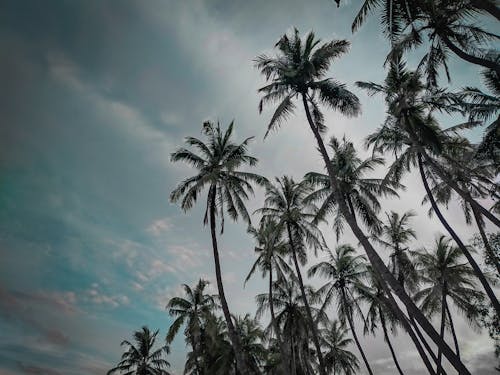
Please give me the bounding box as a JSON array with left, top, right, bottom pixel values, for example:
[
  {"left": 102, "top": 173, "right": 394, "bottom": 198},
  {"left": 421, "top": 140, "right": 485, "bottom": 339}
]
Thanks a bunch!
[{"left": 0, "top": 1, "right": 497, "bottom": 374}]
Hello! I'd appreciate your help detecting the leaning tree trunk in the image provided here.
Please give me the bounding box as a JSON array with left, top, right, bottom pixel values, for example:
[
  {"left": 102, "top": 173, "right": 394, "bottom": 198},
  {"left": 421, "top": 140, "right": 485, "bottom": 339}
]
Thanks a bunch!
[
  {"left": 286, "top": 222, "right": 328, "bottom": 375},
  {"left": 208, "top": 192, "right": 249, "bottom": 375},
  {"left": 379, "top": 306, "right": 405, "bottom": 375},
  {"left": 301, "top": 93, "right": 471, "bottom": 375},
  {"left": 445, "top": 300, "right": 460, "bottom": 359},
  {"left": 472, "top": 206, "right": 500, "bottom": 276},
  {"left": 269, "top": 267, "right": 290, "bottom": 373},
  {"left": 441, "top": 35, "right": 500, "bottom": 75},
  {"left": 471, "top": 0, "right": 500, "bottom": 21},
  {"left": 421, "top": 151, "right": 500, "bottom": 228},
  {"left": 408, "top": 313, "right": 439, "bottom": 365},
  {"left": 437, "top": 289, "right": 447, "bottom": 375},
  {"left": 342, "top": 292, "right": 374, "bottom": 375},
  {"left": 417, "top": 153, "right": 500, "bottom": 315}
]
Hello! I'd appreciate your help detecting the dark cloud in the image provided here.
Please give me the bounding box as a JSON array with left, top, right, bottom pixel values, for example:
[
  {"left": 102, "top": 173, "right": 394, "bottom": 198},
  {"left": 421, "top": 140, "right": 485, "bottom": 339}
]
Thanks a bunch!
[{"left": 18, "top": 363, "right": 63, "bottom": 375}]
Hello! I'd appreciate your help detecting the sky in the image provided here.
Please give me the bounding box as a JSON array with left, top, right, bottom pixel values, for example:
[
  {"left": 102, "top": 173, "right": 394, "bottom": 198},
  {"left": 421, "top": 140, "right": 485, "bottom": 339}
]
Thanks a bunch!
[{"left": 0, "top": 1, "right": 498, "bottom": 374}]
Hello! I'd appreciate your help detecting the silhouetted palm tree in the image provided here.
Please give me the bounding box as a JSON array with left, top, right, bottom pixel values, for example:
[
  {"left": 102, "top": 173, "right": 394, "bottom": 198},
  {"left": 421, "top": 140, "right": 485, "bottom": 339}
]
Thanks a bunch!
[
  {"left": 108, "top": 326, "right": 170, "bottom": 375},
  {"left": 170, "top": 120, "right": 267, "bottom": 374},
  {"left": 321, "top": 320, "right": 360, "bottom": 375}
]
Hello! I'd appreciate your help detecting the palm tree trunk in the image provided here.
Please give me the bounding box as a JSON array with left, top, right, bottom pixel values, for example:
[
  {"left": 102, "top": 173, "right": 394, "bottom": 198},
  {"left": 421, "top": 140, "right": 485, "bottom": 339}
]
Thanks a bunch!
[
  {"left": 472, "top": 206, "right": 500, "bottom": 276},
  {"left": 342, "top": 292, "right": 374, "bottom": 375},
  {"left": 417, "top": 153, "right": 500, "bottom": 315},
  {"left": 445, "top": 301, "right": 460, "bottom": 359},
  {"left": 208, "top": 191, "right": 249, "bottom": 375},
  {"left": 286, "top": 222, "right": 328, "bottom": 375},
  {"left": 269, "top": 268, "right": 289, "bottom": 372},
  {"left": 379, "top": 306, "right": 405, "bottom": 375},
  {"left": 441, "top": 35, "right": 500, "bottom": 75},
  {"left": 421, "top": 151, "right": 500, "bottom": 228},
  {"left": 471, "top": 0, "right": 500, "bottom": 21},
  {"left": 437, "top": 291, "right": 447, "bottom": 375},
  {"left": 301, "top": 93, "right": 471, "bottom": 375},
  {"left": 409, "top": 314, "right": 439, "bottom": 364}
]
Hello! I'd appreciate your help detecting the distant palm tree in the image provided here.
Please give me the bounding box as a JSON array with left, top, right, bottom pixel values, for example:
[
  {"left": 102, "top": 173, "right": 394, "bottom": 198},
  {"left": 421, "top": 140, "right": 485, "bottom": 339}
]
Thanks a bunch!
[
  {"left": 413, "top": 235, "right": 486, "bottom": 374},
  {"left": 308, "top": 244, "right": 374, "bottom": 375},
  {"left": 170, "top": 120, "right": 267, "bottom": 374},
  {"left": 108, "top": 326, "right": 170, "bottom": 375},
  {"left": 166, "top": 279, "right": 216, "bottom": 374},
  {"left": 304, "top": 135, "right": 401, "bottom": 240},
  {"left": 257, "top": 28, "right": 470, "bottom": 375},
  {"left": 256, "top": 176, "right": 327, "bottom": 374},
  {"left": 321, "top": 320, "right": 360, "bottom": 375}
]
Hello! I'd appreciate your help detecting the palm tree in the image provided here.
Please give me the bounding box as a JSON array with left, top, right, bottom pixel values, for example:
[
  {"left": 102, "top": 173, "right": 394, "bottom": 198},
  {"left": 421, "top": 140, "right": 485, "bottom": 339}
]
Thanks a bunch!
[
  {"left": 256, "top": 176, "right": 327, "bottom": 374},
  {"left": 304, "top": 135, "right": 401, "bottom": 240},
  {"left": 372, "top": 211, "right": 419, "bottom": 292},
  {"left": 308, "top": 244, "right": 374, "bottom": 375},
  {"left": 359, "top": 60, "right": 500, "bottom": 314},
  {"left": 359, "top": 266, "right": 406, "bottom": 375},
  {"left": 413, "top": 235, "right": 486, "bottom": 374},
  {"left": 108, "top": 326, "right": 170, "bottom": 375},
  {"left": 170, "top": 120, "right": 267, "bottom": 374},
  {"left": 257, "top": 28, "right": 469, "bottom": 375},
  {"left": 166, "top": 279, "right": 216, "bottom": 374},
  {"left": 246, "top": 219, "right": 291, "bottom": 370},
  {"left": 321, "top": 320, "right": 360, "bottom": 375}
]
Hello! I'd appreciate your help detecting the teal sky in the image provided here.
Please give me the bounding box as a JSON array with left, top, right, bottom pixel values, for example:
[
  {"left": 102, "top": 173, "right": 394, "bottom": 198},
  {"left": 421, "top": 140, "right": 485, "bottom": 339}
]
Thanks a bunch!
[{"left": 0, "top": 1, "right": 497, "bottom": 374}]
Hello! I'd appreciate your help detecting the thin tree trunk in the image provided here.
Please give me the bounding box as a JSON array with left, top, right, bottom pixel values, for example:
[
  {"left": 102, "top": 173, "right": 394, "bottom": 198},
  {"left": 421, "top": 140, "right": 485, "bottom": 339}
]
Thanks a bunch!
[
  {"left": 437, "top": 291, "right": 447, "bottom": 375},
  {"left": 472, "top": 206, "right": 500, "bottom": 276},
  {"left": 421, "top": 151, "right": 500, "bottom": 228},
  {"left": 380, "top": 306, "right": 405, "bottom": 375},
  {"left": 409, "top": 314, "right": 439, "bottom": 364},
  {"left": 343, "top": 292, "right": 374, "bottom": 375},
  {"left": 417, "top": 153, "right": 500, "bottom": 314},
  {"left": 301, "top": 93, "right": 471, "bottom": 375},
  {"left": 208, "top": 192, "right": 249, "bottom": 375},
  {"left": 445, "top": 301, "right": 460, "bottom": 359},
  {"left": 269, "top": 268, "right": 289, "bottom": 373},
  {"left": 286, "top": 222, "right": 328, "bottom": 375},
  {"left": 441, "top": 35, "right": 500, "bottom": 75},
  {"left": 471, "top": 0, "right": 500, "bottom": 21}
]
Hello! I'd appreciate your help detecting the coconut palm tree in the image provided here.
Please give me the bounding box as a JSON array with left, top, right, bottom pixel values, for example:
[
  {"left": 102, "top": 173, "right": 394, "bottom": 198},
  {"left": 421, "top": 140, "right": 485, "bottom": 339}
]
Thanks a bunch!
[
  {"left": 108, "top": 326, "right": 170, "bottom": 375},
  {"left": 170, "top": 120, "right": 267, "bottom": 374},
  {"left": 359, "top": 60, "right": 500, "bottom": 314},
  {"left": 246, "top": 219, "right": 291, "bottom": 370},
  {"left": 166, "top": 279, "right": 216, "bottom": 374},
  {"left": 304, "top": 135, "right": 401, "bottom": 240},
  {"left": 257, "top": 28, "right": 471, "bottom": 375},
  {"left": 256, "top": 176, "right": 327, "bottom": 374},
  {"left": 413, "top": 235, "right": 486, "bottom": 374},
  {"left": 308, "top": 244, "right": 374, "bottom": 375},
  {"left": 321, "top": 319, "right": 360, "bottom": 375}
]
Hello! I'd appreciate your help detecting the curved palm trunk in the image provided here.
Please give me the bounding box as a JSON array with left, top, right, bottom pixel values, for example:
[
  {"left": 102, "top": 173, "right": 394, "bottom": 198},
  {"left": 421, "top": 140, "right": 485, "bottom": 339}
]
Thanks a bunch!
[
  {"left": 437, "top": 290, "right": 447, "bottom": 375},
  {"left": 286, "top": 222, "right": 328, "bottom": 375},
  {"left": 301, "top": 93, "right": 471, "bottom": 375},
  {"left": 445, "top": 301, "right": 460, "bottom": 359},
  {"left": 342, "top": 292, "right": 374, "bottom": 375},
  {"left": 408, "top": 314, "right": 439, "bottom": 364},
  {"left": 417, "top": 153, "right": 500, "bottom": 315},
  {"left": 379, "top": 307, "right": 405, "bottom": 375},
  {"left": 441, "top": 35, "right": 500, "bottom": 75},
  {"left": 269, "top": 268, "right": 289, "bottom": 373},
  {"left": 472, "top": 207, "right": 500, "bottom": 276},
  {"left": 471, "top": 0, "right": 500, "bottom": 20},
  {"left": 208, "top": 194, "right": 249, "bottom": 375},
  {"left": 421, "top": 151, "right": 500, "bottom": 228}
]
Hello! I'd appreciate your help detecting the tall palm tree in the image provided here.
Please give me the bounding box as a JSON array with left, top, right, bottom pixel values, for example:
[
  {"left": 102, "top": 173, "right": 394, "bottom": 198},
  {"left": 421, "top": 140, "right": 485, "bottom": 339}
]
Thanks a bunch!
[
  {"left": 166, "top": 279, "right": 216, "bottom": 374},
  {"left": 170, "top": 120, "right": 267, "bottom": 374},
  {"left": 308, "top": 245, "right": 374, "bottom": 375},
  {"left": 321, "top": 320, "right": 360, "bottom": 375},
  {"left": 360, "top": 60, "right": 500, "bottom": 314},
  {"left": 108, "top": 326, "right": 170, "bottom": 375},
  {"left": 257, "top": 28, "right": 469, "bottom": 375},
  {"left": 304, "top": 135, "right": 401, "bottom": 240},
  {"left": 413, "top": 236, "right": 486, "bottom": 374},
  {"left": 256, "top": 176, "right": 327, "bottom": 374},
  {"left": 246, "top": 218, "right": 291, "bottom": 370}
]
